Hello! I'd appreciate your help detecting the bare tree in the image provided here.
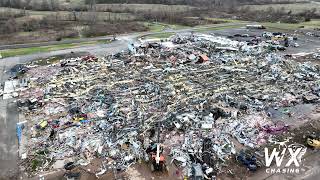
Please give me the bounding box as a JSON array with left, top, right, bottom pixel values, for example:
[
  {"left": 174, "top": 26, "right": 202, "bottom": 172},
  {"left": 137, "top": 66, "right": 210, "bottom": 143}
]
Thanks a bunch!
[
  {"left": 12, "top": 0, "right": 22, "bottom": 8},
  {"left": 1, "top": 0, "right": 19, "bottom": 8},
  {"left": 89, "top": 0, "right": 96, "bottom": 11},
  {"left": 49, "top": 0, "right": 60, "bottom": 11},
  {"left": 89, "top": 0, "right": 98, "bottom": 24},
  {"left": 4, "top": 18, "right": 19, "bottom": 33},
  {"left": 24, "top": 0, "right": 32, "bottom": 9},
  {"left": 72, "top": 10, "right": 78, "bottom": 21},
  {"left": 41, "top": 0, "right": 50, "bottom": 10}
]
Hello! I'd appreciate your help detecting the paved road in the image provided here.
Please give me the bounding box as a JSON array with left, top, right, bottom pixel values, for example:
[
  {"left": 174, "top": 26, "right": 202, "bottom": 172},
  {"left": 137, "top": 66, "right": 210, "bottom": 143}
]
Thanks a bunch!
[
  {"left": 0, "top": 36, "right": 132, "bottom": 179},
  {"left": 0, "top": 100, "right": 18, "bottom": 179},
  {"left": 0, "top": 23, "right": 248, "bottom": 67},
  {"left": 0, "top": 56, "right": 23, "bottom": 179},
  {"left": 0, "top": 38, "right": 130, "bottom": 69},
  {"left": 0, "top": 23, "right": 246, "bottom": 50},
  {"left": 212, "top": 28, "right": 320, "bottom": 54},
  {"left": 0, "top": 56, "right": 20, "bottom": 179}
]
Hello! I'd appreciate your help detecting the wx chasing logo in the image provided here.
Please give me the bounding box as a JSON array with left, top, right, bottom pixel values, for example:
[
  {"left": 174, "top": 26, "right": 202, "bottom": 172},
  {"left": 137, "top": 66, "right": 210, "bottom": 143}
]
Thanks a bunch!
[{"left": 264, "top": 144, "right": 307, "bottom": 174}]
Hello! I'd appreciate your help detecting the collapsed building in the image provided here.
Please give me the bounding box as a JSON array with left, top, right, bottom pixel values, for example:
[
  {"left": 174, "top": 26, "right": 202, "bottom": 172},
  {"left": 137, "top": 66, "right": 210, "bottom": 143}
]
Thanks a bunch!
[{"left": 12, "top": 33, "right": 320, "bottom": 179}]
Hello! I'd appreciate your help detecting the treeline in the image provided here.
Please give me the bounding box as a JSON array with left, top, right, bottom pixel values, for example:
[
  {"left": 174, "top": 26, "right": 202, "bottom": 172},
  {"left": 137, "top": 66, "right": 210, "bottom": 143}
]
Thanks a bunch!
[
  {"left": 249, "top": 0, "right": 309, "bottom": 5},
  {"left": 85, "top": 0, "right": 186, "bottom": 4},
  {"left": 0, "top": 0, "right": 60, "bottom": 10},
  {"left": 238, "top": 6, "right": 319, "bottom": 23},
  {"left": 1, "top": 0, "right": 309, "bottom": 10},
  {"left": 0, "top": 0, "right": 25, "bottom": 8},
  {"left": 84, "top": 0, "right": 306, "bottom": 6},
  {"left": 84, "top": 0, "right": 246, "bottom": 7}
]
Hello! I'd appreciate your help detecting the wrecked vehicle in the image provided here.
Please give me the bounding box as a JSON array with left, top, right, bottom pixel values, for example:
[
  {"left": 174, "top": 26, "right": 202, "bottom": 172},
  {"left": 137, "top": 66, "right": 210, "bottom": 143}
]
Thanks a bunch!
[
  {"left": 11, "top": 33, "right": 320, "bottom": 179},
  {"left": 307, "top": 135, "right": 320, "bottom": 149}
]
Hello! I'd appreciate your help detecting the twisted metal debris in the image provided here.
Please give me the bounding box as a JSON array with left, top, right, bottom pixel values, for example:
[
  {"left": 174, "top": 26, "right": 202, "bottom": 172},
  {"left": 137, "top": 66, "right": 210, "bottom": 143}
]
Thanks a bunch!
[{"left": 15, "top": 33, "right": 320, "bottom": 178}]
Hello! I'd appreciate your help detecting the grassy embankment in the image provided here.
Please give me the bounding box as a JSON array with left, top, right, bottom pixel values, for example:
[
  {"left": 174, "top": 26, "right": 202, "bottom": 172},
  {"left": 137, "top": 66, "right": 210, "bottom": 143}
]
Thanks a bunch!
[{"left": 0, "top": 41, "right": 103, "bottom": 58}]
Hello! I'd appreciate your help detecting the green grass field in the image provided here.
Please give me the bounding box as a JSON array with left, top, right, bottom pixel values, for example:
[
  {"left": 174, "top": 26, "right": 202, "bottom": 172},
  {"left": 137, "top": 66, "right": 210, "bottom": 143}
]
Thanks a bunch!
[
  {"left": 195, "top": 24, "right": 245, "bottom": 32},
  {"left": 0, "top": 7, "right": 137, "bottom": 21},
  {"left": 205, "top": 18, "right": 247, "bottom": 23},
  {"left": 0, "top": 3, "right": 193, "bottom": 22},
  {"left": 143, "top": 32, "right": 175, "bottom": 39},
  {"left": 262, "top": 19, "right": 320, "bottom": 31},
  {"left": 240, "top": 2, "right": 320, "bottom": 14},
  {"left": 0, "top": 41, "right": 102, "bottom": 58},
  {"left": 142, "top": 22, "right": 189, "bottom": 32},
  {"left": 27, "top": 10, "right": 135, "bottom": 21},
  {"left": 95, "top": 3, "right": 194, "bottom": 13}
]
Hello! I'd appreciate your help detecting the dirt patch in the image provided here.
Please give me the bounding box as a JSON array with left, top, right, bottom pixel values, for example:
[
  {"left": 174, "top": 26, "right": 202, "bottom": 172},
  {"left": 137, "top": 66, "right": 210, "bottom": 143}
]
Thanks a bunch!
[
  {"left": 219, "top": 105, "right": 320, "bottom": 179},
  {"left": 27, "top": 52, "right": 90, "bottom": 66},
  {"left": 82, "top": 22, "right": 148, "bottom": 38}
]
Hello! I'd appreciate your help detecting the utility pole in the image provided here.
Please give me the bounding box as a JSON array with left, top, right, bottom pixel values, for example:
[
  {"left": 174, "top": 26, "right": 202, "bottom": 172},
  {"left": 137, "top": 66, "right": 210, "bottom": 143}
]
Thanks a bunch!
[
  {"left": 90, "top": 0, "right": 96, "bottom": 11},
  {"left": 90, "top": 0, "right": 97, "bottom": 24}
]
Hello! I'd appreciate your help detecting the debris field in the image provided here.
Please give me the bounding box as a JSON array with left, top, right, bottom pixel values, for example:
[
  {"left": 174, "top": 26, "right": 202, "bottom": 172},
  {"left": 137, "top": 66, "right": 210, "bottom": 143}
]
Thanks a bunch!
[{"left": 12, "top": 33, "right": 320, "bottom": 179}]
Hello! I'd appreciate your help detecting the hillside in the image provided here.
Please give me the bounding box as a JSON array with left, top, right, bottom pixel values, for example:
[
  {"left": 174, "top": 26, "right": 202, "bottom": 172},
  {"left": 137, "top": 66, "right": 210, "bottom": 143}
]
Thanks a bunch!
[
  {"left": 0, "top": 0, "right": 314, "bottom": 9},
  {"left": 0, "top": 0, "right": 319, "bottom": 45}
]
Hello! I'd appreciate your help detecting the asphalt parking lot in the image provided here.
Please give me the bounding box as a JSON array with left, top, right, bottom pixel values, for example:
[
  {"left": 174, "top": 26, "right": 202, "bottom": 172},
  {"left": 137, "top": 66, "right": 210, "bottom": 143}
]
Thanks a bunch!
[
  {"left": 211, "top": 27, "right": 320, "bottom": 54},
  {"left": 0, "top": 57, "right": 21, "bottom": 179}
]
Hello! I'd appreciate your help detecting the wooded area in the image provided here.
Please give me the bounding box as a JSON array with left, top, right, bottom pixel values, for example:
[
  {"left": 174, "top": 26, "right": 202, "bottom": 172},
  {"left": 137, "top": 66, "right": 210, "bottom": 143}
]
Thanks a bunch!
[
  {"left": 1, "top": 0, "right": 309, "bottom": 9},
  {"left": 0, "top": 0, "right": 319, "bottom": 44}
]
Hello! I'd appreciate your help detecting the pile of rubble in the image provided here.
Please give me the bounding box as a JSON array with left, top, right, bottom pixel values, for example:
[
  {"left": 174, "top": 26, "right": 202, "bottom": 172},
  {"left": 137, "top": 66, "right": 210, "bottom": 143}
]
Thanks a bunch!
[
  {"left": 288, "top": 51, "right": 320, "bottom": 63},
  {"left": 15, "top": 34, "right": 320, "bottom": 178}
]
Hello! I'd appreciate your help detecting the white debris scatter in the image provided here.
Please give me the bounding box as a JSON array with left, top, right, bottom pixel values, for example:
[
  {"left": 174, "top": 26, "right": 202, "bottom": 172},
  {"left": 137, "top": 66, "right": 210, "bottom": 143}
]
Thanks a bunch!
[{"left": 13, "top": 33, "right": 320, "bottom": 178}]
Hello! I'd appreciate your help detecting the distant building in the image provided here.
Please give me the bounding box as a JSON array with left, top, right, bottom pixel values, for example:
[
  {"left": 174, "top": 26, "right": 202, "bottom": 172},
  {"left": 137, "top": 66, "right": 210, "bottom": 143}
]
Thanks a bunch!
[{"left": 246, "top": 25, "right": 266, "bottom": 29}]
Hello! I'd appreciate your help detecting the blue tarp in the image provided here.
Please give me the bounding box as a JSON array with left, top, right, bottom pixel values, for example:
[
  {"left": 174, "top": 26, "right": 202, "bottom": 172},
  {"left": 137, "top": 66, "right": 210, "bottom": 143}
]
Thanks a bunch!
[{"left": 16, "top": 123, "right": 23, "bottom": 145}]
